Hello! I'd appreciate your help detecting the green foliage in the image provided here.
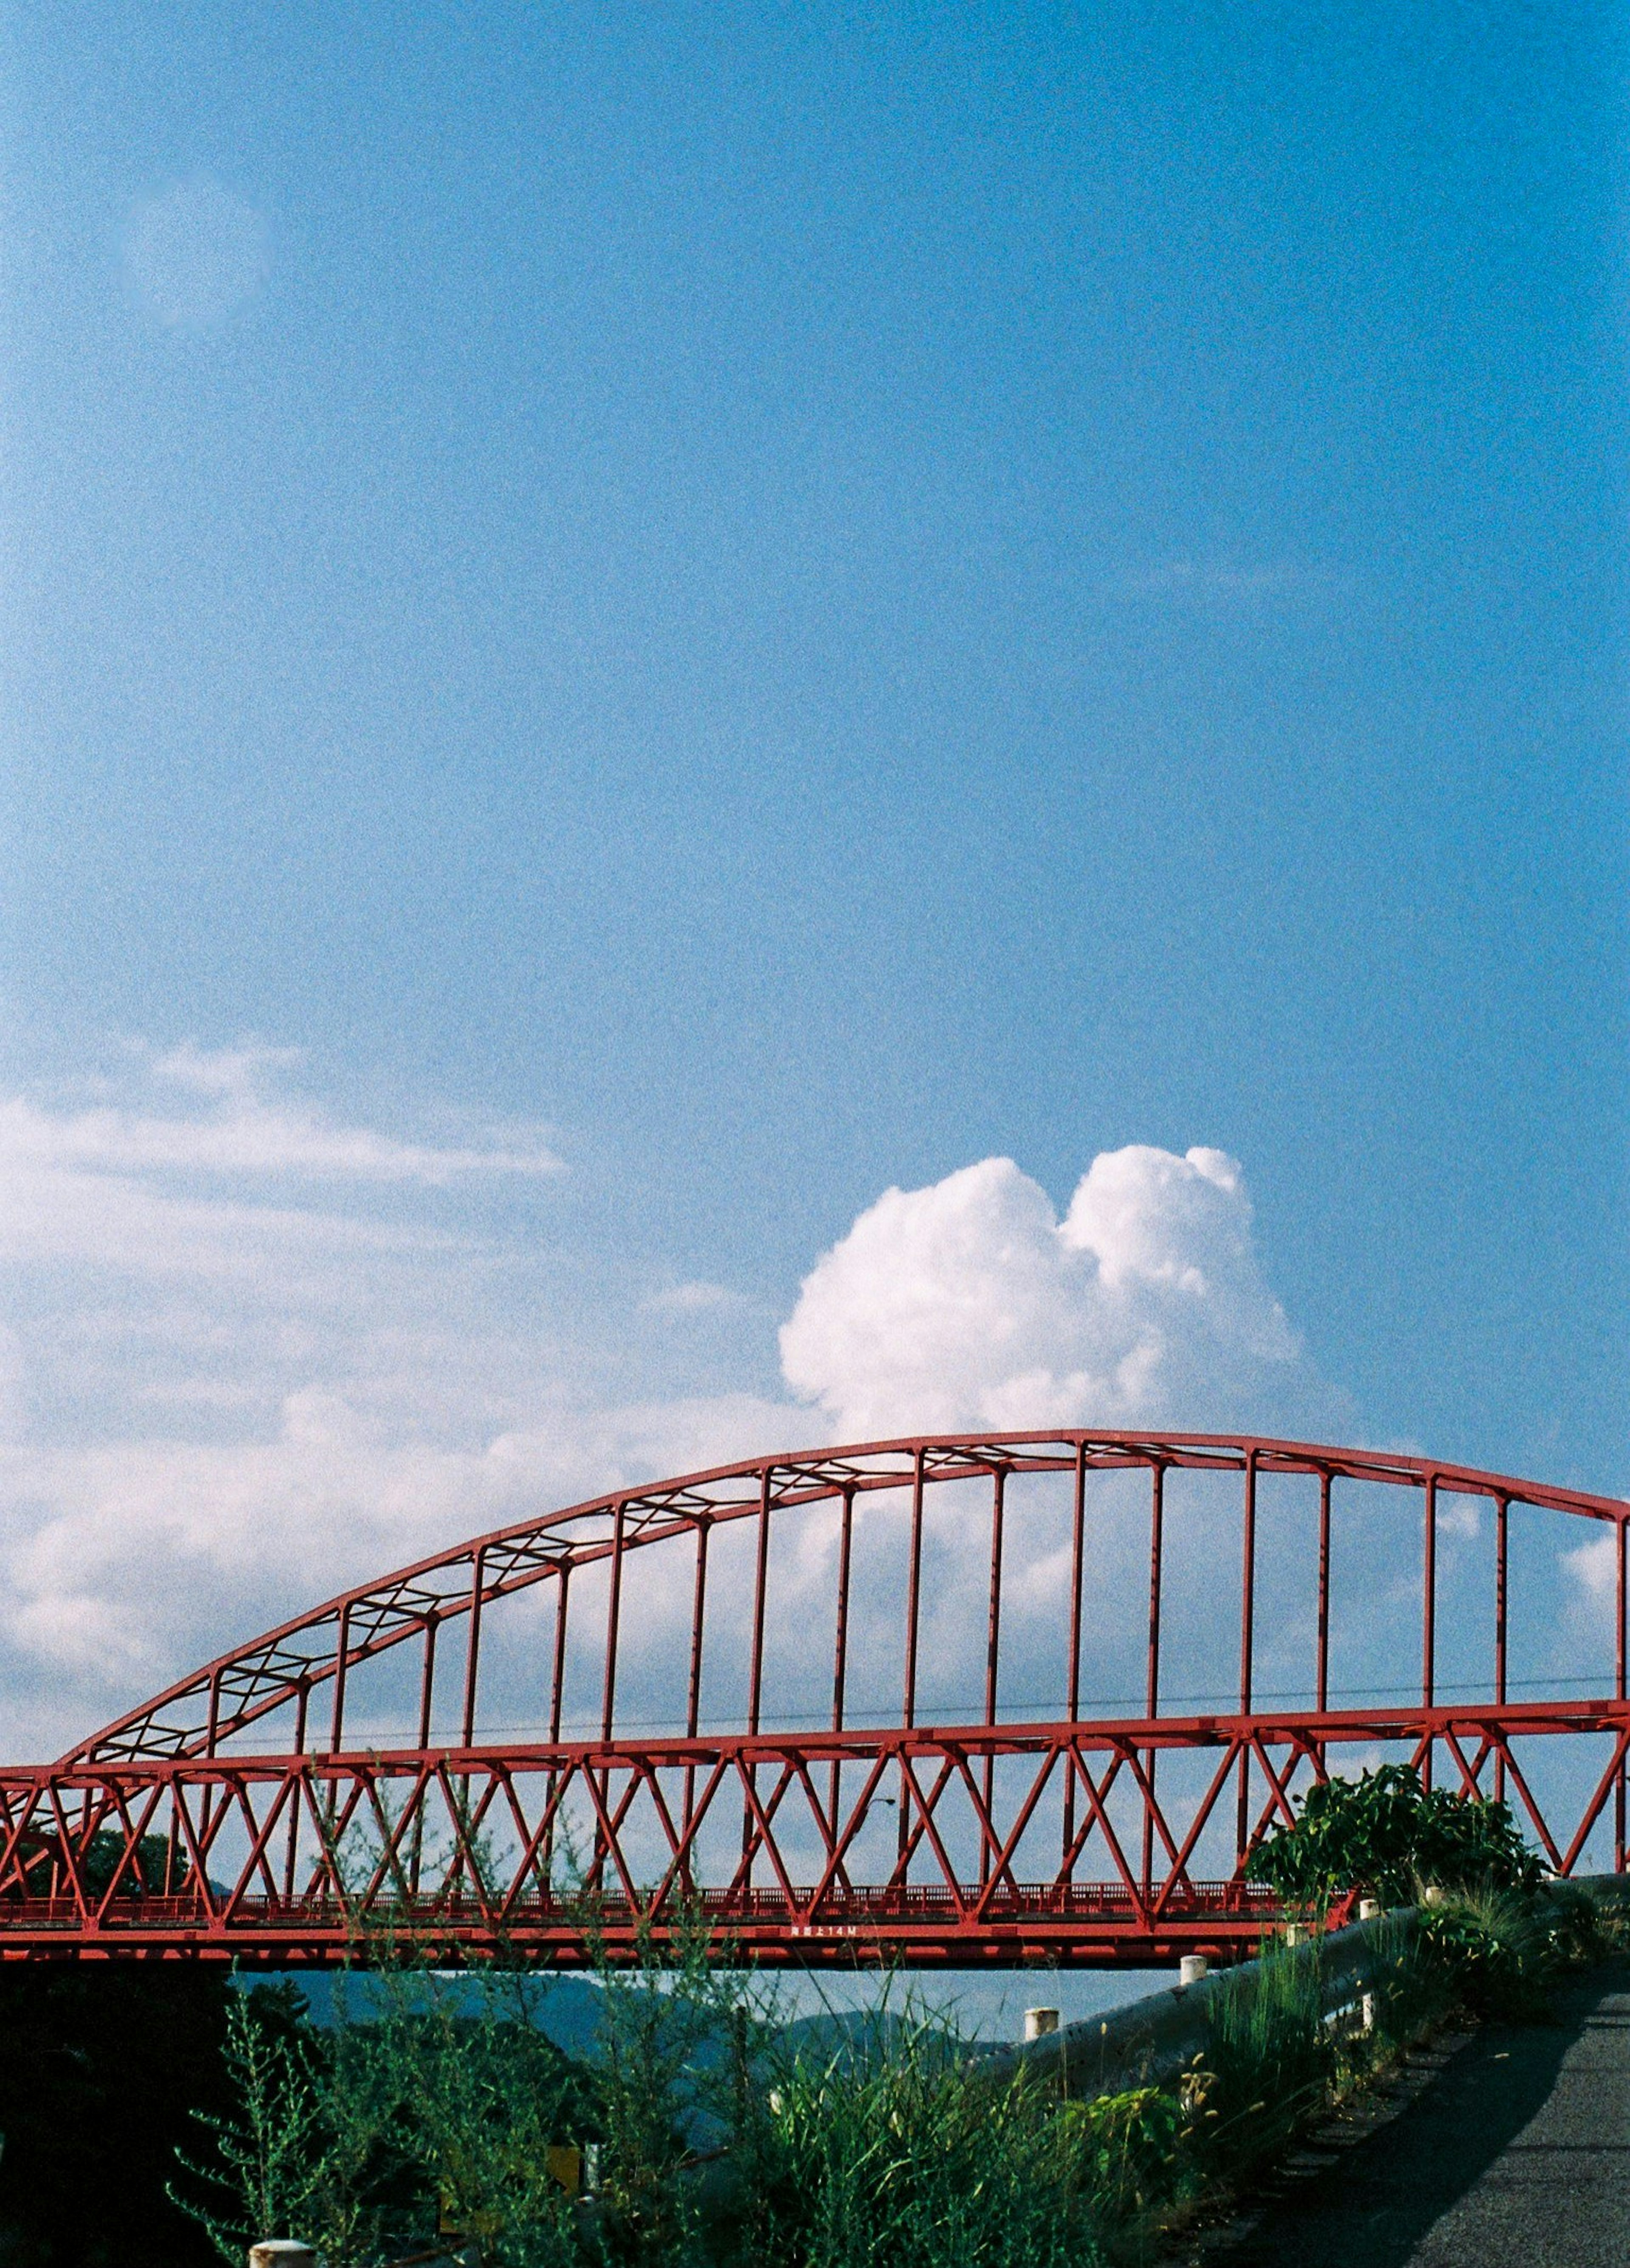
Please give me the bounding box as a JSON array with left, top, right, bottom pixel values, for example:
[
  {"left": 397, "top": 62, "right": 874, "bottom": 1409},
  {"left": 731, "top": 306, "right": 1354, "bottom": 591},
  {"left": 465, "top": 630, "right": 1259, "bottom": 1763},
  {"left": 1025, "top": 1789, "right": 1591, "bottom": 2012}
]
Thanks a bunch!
[
  {"left": 1352, "top": 1909, "right": 1460, "bottom": 2048},
  {"left": 171, "top": 1789, "right": 1612, "bottom": 2268},
  {"left": 1051, "top": 2085, "right": 1189, "bottom": 2224},
  {"left": 1414, "top": 1888, "right": 1554, "bottom": 2021},
  {"left": 1251, "top": 1765, "right": 1542, "bottom": 1908},
  {"left": 1412, "top": 1882, "right": 1617, "bottom": 2023},
  {"left": 1189, "top": 1938, "right": 1337, "bottom": 2174},
  {"left": 346, "top": 1968, "right": 583, "bottom": 2268},
  {"left": 11, "top": 1826, "right": 173, "bottom": 1898},
  {"left": 83, "top": 1829, "right": 174, "bottom": 1896},
  {"left": 747, "top": 1997, "right": 1113, "bottom": 2268},
  {"left": 565, "top": 1901, "right": 761, "bottom": 2268},
  {"left": 172, "top": 1969, "right": 587, "bottom": 2268},
  {"left": 171, "top": 1982, "right": 368, "bottom": 2265}
]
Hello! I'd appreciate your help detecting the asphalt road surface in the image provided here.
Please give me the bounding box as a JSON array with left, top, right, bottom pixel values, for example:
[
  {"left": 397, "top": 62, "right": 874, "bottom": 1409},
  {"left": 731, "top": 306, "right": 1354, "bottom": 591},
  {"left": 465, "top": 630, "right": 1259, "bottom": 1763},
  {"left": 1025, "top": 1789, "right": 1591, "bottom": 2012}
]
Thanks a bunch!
[{"left": 1181, "top": 1966, "right": 1630, "bottom": 2268}]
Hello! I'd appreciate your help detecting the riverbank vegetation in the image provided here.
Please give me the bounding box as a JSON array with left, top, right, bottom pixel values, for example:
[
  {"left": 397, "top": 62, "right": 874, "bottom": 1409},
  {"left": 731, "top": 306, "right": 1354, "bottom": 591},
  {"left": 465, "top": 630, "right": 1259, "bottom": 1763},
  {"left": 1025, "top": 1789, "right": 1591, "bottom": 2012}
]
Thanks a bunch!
[
  {"left": 166, "top": 1901, "right": 1559, "bottom": 2268},
  {"left": 163, "top": 1771, "right": 1624, "bottom": 2268}
]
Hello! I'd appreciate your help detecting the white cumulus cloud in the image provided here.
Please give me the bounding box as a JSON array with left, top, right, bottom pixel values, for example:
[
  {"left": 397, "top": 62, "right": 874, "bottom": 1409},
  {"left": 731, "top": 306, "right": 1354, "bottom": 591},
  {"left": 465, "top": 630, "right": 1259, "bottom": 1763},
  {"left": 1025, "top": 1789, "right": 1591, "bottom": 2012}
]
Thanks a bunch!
[
  {"left": 779, "top": 1144, "right": 1305, "bottom": 1439},
  {"left": 0, "top": 1054, "right": 1335, "bottom": 1758}
]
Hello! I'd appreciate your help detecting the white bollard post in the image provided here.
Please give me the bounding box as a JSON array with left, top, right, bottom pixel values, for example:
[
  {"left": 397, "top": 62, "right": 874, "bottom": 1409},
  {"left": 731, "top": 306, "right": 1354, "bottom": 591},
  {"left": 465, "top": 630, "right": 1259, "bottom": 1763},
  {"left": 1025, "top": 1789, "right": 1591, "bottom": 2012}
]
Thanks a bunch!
[
  {"left": 1178, "top": 1954, "right": 1208, "bottom": 1988},
  {"left": 1023, "top": 2006, "right": 1060, "bottom": 2040},
  {"left": 249, "top": 2246, "right": 319, "bottom": 2268}
]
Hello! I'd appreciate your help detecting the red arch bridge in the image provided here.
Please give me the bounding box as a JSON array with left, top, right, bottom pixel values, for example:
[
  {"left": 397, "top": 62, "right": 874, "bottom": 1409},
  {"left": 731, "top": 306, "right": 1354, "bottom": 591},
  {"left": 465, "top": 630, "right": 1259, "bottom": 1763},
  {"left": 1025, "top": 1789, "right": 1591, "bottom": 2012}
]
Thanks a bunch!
[{"left": 3, "top": 1432, "right": 1627, "bottom": 1969}]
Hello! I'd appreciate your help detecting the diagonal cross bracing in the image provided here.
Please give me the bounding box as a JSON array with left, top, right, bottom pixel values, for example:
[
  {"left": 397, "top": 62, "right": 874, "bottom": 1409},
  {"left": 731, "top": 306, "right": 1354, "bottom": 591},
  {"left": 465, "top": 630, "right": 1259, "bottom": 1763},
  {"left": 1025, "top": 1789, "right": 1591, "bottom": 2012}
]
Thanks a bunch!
[{"left": 3, "top": 1433, "right": 1626, "bottom": 1964}]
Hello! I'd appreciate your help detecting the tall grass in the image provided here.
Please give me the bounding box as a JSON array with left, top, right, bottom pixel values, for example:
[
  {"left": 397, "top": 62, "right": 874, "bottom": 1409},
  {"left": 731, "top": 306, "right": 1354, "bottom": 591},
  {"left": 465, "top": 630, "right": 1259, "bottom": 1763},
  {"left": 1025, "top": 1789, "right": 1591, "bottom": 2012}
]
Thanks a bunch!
[
  {"left": 177, "top": 1873, "right": 1619, "bottom": 2268},
  {"left": 1193, "top": 1939, "right": 1335, "bottom": 2172},
  {"left": 736, "top": 1989, "right": 1162, "bottom": 2268}
]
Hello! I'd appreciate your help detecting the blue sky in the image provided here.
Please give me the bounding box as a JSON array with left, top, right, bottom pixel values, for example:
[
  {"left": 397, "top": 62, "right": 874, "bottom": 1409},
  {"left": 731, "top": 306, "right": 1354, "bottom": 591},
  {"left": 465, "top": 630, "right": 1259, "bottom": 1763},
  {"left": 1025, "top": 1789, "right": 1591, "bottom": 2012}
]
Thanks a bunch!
[{"left": 0, "top": 3, "right": 1622, "bottom": 1751}]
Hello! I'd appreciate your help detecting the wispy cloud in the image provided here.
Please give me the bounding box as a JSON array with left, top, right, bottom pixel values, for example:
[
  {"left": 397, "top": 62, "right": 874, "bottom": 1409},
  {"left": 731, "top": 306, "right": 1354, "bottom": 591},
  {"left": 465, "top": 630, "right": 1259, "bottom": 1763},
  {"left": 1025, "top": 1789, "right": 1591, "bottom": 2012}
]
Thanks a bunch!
[
  {"left": 0, "top": 1046, "right": 788, "bottom": 1751},
  {"left": 1095, "top": 557, "right": 1329, "bottom": 607},
  {"left": 642, "top": 1279, "right": 739, "bottom": 1315},
  {"left": 0, "top": 1045, "right": 559, "bottom": 1186}
]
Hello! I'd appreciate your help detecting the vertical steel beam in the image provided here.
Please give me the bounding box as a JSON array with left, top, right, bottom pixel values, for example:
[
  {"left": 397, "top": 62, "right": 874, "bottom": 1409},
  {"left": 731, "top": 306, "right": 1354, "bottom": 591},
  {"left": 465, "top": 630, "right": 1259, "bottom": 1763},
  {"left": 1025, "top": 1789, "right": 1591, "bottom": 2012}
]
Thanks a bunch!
[
  {"left": 744, "top": 1466, "right": 774, "bottom": 1873},
  {"left": 1421, "top": 1474, "right": 1437, "bottom": 1790},
  {"left": 549, "top": 1564, "right": 571, "bottom": 1743},
  {"left": 1066, "top": 1440, "right": 1088, "bottom": 1722},
  {"left": 408, "top": 1622, "right": 437, "bottom": 1902},
  {"left": 544, "top": 1561, "right": 571, "bottom": 1899},
  {"left": 417, "top": 1619, "right": 438, "bottom": 1753},
  {"left": 902, "top": 1447, "right": 926, "bottom": 1730},
  {"left": 1236, "top": 1448, "right": 1257, "bottom": 1868},
  {"left": 900, "top": 1446, "right": 926, "bottom": 1879},
  {"left": 683, "top": 1519, "right": 711, "bottom": 1849},
  {"left": 1141, "top": 1461, "right": 1164, "bottom": 1897},
  {"left": 686, "top": 1522, "right": 711, "bottom": 1741},
  {"left": 1316, "top": 1470, "right": 1332, "bottom": 1714},
  {"left": 832, "top": 1487, "right": 855, "bottom": 1732},
  {"left": 747, "top": 1467, "right": 773, "bottom": 1737},
  {"left": 1062, "top": 1440, "right": 1088, "bottom": 1873},
  {"left": 1494, "top": 1495, "right": 1508, "bottom": 1805},
  {"left": 461, "top": 1551, "right": 486, "bottom": 1750},
  {"left": 329, "top": 1607, "right": 351, "bottom": 1754},
  {"left": 983, "top": 1467, "right": 1007, "bottom": 1728},
  {"left": 979, "top": 1465, "right": 1006, "bottom": 1883},
  {"left": 829, "top": 1485, "right": 855, "bottom": 1832},
  {"left": 199, "top": 1672, "right": 223, "bottom": 1853},
  {"left": 284, "top": 1683, "right": 308, "bottom": 1904},
  {"left": 592, "top": 1509, "right": 620, "bottom": 1892},
  {"left": 601, "top": 1505, "right": 627, "bottom": 1744}
]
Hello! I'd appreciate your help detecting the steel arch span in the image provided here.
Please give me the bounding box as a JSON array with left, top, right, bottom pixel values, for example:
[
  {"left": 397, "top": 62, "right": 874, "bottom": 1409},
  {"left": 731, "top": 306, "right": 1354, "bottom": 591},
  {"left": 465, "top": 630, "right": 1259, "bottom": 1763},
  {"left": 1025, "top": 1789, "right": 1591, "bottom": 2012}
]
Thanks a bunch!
[{"left": 2, "top": 1432, "right": 1627, "bottom": 1968}]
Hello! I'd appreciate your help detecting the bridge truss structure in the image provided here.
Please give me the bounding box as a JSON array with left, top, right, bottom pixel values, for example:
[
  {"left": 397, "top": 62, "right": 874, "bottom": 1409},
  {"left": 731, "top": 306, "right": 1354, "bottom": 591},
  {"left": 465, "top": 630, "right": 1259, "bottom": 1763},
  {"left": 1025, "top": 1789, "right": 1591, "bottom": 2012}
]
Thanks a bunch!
[{"left": 1, "top": 1432, "right": 1626, "bottom": 1967}]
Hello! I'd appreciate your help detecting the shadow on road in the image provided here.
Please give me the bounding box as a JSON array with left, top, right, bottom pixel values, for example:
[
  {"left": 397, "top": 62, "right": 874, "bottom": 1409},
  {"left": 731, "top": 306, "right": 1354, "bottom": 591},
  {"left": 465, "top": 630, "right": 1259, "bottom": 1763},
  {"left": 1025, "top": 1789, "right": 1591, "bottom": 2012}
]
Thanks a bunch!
[{"left": 1197, "top": 1969, "right": 1630, "bottom": 2268}]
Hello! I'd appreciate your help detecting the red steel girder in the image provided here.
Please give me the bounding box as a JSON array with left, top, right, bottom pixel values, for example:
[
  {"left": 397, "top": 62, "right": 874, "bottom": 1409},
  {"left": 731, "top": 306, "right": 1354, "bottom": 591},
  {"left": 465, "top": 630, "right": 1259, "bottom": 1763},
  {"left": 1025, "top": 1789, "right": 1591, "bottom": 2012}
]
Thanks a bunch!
[
  {"left": 61, "top": 1432, "right": 1629, "bottom": 1768},
  {"left": 4, "top": 1433, "right": 1626, "bottom": 1966},
  {"left": 3, "top": 1698, "right": 1628, "bottom": 1966}
]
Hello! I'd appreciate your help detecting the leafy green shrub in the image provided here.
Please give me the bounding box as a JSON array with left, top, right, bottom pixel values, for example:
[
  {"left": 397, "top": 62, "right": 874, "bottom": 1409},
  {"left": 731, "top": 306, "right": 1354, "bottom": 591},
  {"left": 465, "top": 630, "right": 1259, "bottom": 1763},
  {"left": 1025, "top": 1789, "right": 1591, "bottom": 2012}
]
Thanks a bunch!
[
  {"left": 173, "top": 1969, "right": 586, "bottom": 2268},
  {"left": 582, "top": 1908, "right": 776, "bottom": 2268},
  {"left": 1411, "top": 1880, "right": 1620, "bottom": 2025},
  {"left": 364, "top": 1972, "right": 584, "bottom": 2267},
  {"left": 188, "top": 1814, "right": 1621, "bottom": 2268},
  {"left": 172, "top": 1980, "right": 399, "bottom": 2266},
  {"left": 1252, "top": 1765, "right": 1542, "bottom": 1909},
  {"left": 1539, "top": 1879, "right": 1618, "bottom": 1969},
  {"left": 1356, "top": 1909, "right": 1460, "bottom": 2048},
  {"left": 1051, "top": 2085, "right": 1189, "bottom": 2224}
]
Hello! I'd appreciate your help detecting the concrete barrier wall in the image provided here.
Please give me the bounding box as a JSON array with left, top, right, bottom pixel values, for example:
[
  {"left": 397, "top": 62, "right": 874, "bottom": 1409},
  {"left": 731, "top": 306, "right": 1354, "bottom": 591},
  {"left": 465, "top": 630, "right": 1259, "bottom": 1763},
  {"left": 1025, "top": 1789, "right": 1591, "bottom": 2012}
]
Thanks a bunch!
[{"left": 979, "top": 1911, "right": 1418, "bottom": 2097}]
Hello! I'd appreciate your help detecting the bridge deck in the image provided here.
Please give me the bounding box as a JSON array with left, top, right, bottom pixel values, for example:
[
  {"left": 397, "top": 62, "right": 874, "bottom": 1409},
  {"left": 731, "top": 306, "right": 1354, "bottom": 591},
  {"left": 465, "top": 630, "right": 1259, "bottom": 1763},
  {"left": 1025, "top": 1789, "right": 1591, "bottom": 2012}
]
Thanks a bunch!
[{"left": 0, "top": 1878, "right": 1283, "bottom": 1965}]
